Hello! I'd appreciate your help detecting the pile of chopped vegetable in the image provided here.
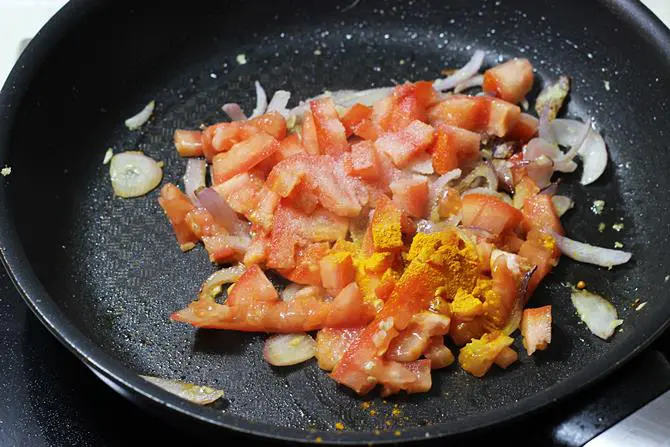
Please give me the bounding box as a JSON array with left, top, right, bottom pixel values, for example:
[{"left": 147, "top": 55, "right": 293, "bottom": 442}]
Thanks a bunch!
[{"left": 122, "top": 52, "right": 633, "bottom": 397}]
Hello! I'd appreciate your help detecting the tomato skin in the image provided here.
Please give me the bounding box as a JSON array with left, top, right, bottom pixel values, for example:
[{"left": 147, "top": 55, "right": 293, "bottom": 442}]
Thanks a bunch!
[
  {"left": 213, "top": 172, "right": 264, "bottom": 215},
  {"left": 341, "top": 103, "right": 373, "bottom": 137},
  {"left": 158, "top": 183, "right": 198, "bottom": 250},
  {"left": 227, "top": 265, "right": 279, "bottom": 307},
  {"left": 301, "top": 110, "right": 320, "bottom": 155},
  {"left": 277, "top": 242, "right": 330, "bottom": 286},
  {"left": 373, "top": 83, "right": 435, "bottom": 132},
  {"left": 319, "top": 251, "right": 356, "bottom": 293},
  {"left": 522, "top": 194, "right": 564, "bottom": 236},
  {"left": 375, "top": 120, "right": 435, "bottom": 168},
  {"left": 506, "top": 112, "right": 538, "bottom": 143},
  {"left": 316, "top": 326, "right": 365, "bottom": 371},
  {"left": 461, "top": 194, "right": 524, "bottom": 236},
  {"left": 389, "top": 175, "right": 429, "bottom": 219},
  {"left": 427, "top": 95, "right": 521, "bottom": 137},
  {"left": 310, "top": 97, "right": 349, "bottom": 155},
  {"left": 431, "top": 124, "right": 481, "bottom": 174},
  {"left": 174, "top": 130, "right": 203, "bottom": 157},
  {"left": 385, "top": 312, "right": 451, "bottom": 362},
  {"left": 348, "top": 141, "right": 381, "bottom": 180},
  {"left": 483, "top": 58, "right": 534, "bottom": 105},
  {"left": 521, "top": 305, "right": 552, "bottom": 355},
  {"left": 247, "top": 111, "right": 287, "bottom": 140},
  {"left": 211, "top": 133, "right": 279, "bottom": 184}
]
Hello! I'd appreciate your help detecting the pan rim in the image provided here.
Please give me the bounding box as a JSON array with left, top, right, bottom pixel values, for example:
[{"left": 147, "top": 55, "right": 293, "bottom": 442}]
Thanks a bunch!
[{"left": 0, "top": 0, "right": 669, "bottom": 444}]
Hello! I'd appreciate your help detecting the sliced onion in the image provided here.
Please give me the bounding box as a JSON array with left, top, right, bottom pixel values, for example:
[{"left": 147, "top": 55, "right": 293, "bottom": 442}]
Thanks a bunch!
[
  {"left": 197, "top": 188, "right": 249, "bottom": 236},
  {"left": 281, "top": 283, "right": 303, "bottom": 302},
  {"left": 266, "top": 90, "right": 291, "bottom": 118},
  {"left": 433, "top": 50, "right": 486, "bottom": 92},
  {"left": 428, "top": 168, "right": 462, "bottom": 209},
  {"left": 109, "top": 151, "right": 163, "bottom": 198},
  {"left": 140, "top": 375, "right": 224, "bottom": 405},
  {"left": 183, "top": 158, "right": 206, "bottom": 201},
  {"left": 222, "top": 103, "right": 247, "bottom": 121},
  {"left": 570, "top": 289, "right": 623, "bottom": 340},
  {"left": 552, "top": 232, "right": 632, "bottom": 267},
  {"left": 538, "top": 105, "right": 557, "bottom": 145},
  {"left": 552, "top": 195, "right": 574, "bottom": 217},
  {"left": 416, "top": 217, "right": 460, "bottom": 233},
  {"left": 453, "top": 74, "right": 484, "bottom": 94},
  {"left": 552, "top": 119, "right": 608, "bottom": 185},
  {"left": 456, "top": 162, "right": 498, "bottom": 193},
  {"left": 263, "top": 333, "right": 316, "bottom": 366},
  {"left": 250, "top": 81, "right": 268, "bottom": 118},
  {"left": 461, "top": 187, "right": 513, "bottom": 205},
  {"left": 406, "top": 152, "right": 434, "bottom": 175},
  {"left": 125, "top": 100, "right": 155, "bottom": 130},
  {"left": 199, "top": 264, "right": 246, "bottom": 301},
  {"left": 289, "top": 87, "right": 394, "bottom": 119},
  {"left": 491, "top": 159, "right": 514, "bottom": 192}
]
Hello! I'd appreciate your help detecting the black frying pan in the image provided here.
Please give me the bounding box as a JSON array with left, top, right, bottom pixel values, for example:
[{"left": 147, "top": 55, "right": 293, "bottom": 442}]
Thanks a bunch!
[{"left": 1, "top": 0, "right": 669, "bottom": 444}]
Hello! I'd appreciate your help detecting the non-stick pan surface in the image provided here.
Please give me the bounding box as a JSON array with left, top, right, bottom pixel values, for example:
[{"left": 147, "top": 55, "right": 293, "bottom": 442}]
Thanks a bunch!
[{"left": 1, "top": 0, "right": 669, "bottom": 444}]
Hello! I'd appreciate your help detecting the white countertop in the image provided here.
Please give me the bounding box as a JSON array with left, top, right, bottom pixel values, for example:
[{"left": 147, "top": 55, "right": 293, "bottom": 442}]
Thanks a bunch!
[{"left": 0, "top": 0, "right": 668, "bottom": 87}]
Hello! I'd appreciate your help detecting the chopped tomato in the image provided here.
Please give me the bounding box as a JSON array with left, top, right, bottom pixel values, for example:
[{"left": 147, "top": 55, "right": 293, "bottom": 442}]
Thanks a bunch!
[
  {"left": 341, "top": 103, "right": 373, "bottom": 137},
  {"left": 279, "top": 133, "right": 306, "bottom": 158},
  {"left": 449, "top": 318, "right": 486, "bottom": 346},
  {"left": 424, "top": 336, "right": 455, "bottom": 369},
  {"left": 348, "top": 140, "right": 381, "bottom": 180},
  {"left": 319, "top": 251, "right": 355, "bottom": 293},
  {"left": 389, "top": 175, "right": 429, "bottom": 219},
  {"left": 227, "top": 265, "right": 279, "bottom": 307},
  {"left": 483, "top": 58, "right": 534, "bottom": 105},
  {"left": 373, "top": 82, "right": 437, "bottom": 132},
  {"left": 247, "top": 111, "right": 287, "bottom": 140},
  {"left": 371, "top": 195, "right": 404, "bottom": 252},
  {"left": 243, "top": 234, "right": 270, "bottom": 266},
  {"left": 431, "top": 124, "right": 481, "bottom": 174},
  {"left": 461, "top": 194, "right": 523, "bottom": 236},
  {"left": 174, "top": 130, "right": 203, "bottom": 157},
  {"left": 213, "top": 172, "right": 263, "bottom": 214},
  {"left": 316, "top": 326, "right": 365, "bottom": 371},
  {"left": 385, "top": 312, "right": 451, "bottom": 362},
  {"left": 427, "top": 95, "right": 490, "bottom": 133},
  {"left": 277, "top": 242, "right": 330, "bottom": 286},
  {"left": 458, "top": 331, "right": 514, "bottom": 377},
  {"left": 184, "top": 207, "right": 224, "bottom": 239},
  {"left": 521, "top": 305, "right": 552, "bottom": 355},
  {"left": 522, "top": 193, "right": 564, "bottom": 236},
  {"left": 512, "top": 176, "right": 540, "bottom": 210},
  {"left": 212, "top": 133, "right": 279, "bottom": 184},
  {"left": 201, "top": 234, "right": 249, "bottom": 263},
  {"left": 518, "top": 230, "right": 559, "bottom": 297},
  {"left": 352, "top": 119, "right": 379, "bottom": 140},
  {"left": 247, "top": 187, "right": 280, "bottom": 232},
  {"left": 493, "top": 346, "right": 518, "bottom": 369},
  {"left": 488, "top": 97, "right": 522, "bottom": 138},
  {"left": 158, "top": 184, "right": 198, "bottom": 251},
  {"left": 285, "top": 181, "right": 320, "bottom": 214},
  {"left": 301, "top": 110, "right": 320, "bottom": 155},
  {"left": 375, "top": 120, "right": 435, "bottom": 168},
  {"left": 310, "top": 97, "right": 349, "bottom": 155},
  {"left": 506, "top": 113, "right": 538, "bottom": 143}
]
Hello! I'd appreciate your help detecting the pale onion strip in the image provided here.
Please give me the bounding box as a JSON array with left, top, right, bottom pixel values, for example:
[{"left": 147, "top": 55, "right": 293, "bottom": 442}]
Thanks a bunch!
[
  {"left": 289, "top": 87, "right": 394, "bottom": 119},
  {"left": 538, "top": 104, "right": 556, "bottom": 144},
  {"left": 552, "top": 232, "right": 632, "bottom": 267},
  {"left": 428, "top": 168, "right": 462, "bottom": 209},
  {"left": 109, "top": 151, "right": 163, "bottom": 198},
  {"left": 266, "top": 90, "right": 292, "bottom": 118},
  {"left": 263, "top": 333, "right": 316, "bottom": 366},
  {"left": 416, "top": 216, "right": 461, "bottom": 234},
  {"left": 453, "top": 74, "right": 484, "bottom": 93},
  {"left": 433, "top": 50, "right": 485, "bottom": 92},
  {"left": 552, "top": 119, "right": 608, "bottom": 185},
  {"left": 125, "top": 100, "right": 155, "bottom": 130},
  {"left": 280, "top": 283, "right": 303, "bottom": 302},
  {"left": 456, "top": 162, "right": 498, "bottom": 193},
  {"left": 140, "top": 376, "right": 224, "bottom": 405},
  {"left": 199, "top": 264, "right": 246, "bottom": 301},
  {"left": 222, "top": 103, "right": 247, "bottom": 121},
  {"left": 250, "top": 81, "right": 268, "bottom": 118},
  {"left": 461, "top": 187, "right": 513, "bottom": 205},
  {"left": 570, "top": 289, "right": 623, "bottom": 340},
  {"left": 183, "top": 158, "right": 207, "bottom": 201},
  {"left": 197, "top": 188, "right": 249, "bottom": 236},
  {"left": 406, "top": 152, "right": 434, "bottom": 175},
  {"left": 551, "top": 195, "right": 574, "bottom": 217}
]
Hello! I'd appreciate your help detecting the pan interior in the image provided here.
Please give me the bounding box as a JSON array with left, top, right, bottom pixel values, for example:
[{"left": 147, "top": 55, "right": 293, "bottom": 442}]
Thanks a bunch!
[{"left": 3, "top": 0, "right": 670, "bottom": 438}]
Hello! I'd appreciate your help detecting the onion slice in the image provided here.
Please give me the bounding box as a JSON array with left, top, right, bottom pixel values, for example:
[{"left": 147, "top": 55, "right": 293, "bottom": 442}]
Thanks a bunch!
[
  {"left": 140, "top": 375, "right": 224, "bottom": 405},
  {"left": 125, "top": 100, "right": 155, "bottom": 130},
  {"left": 570, "top": 288, "right": 623, "bottom": 340},
  {"left": 552, "top": 232, "right": 632, "bottom": 267},
  {"left": 266, "top": 90, "right": 291, "bottom": 117},
  {"left": 197, "top": 188, "right": 249, "bottom": 236},
  {"left": 109, "top": 151, "right": 163, "bottom": 198},
  {"left": 222, "top": 103, "right": 247, "bottom": 121},
  {"left": 433, "top": 50, "right": 486, "bottom": 92},
  {"left": 428, "top": 168, "right": 462, "bottom": 211},
  {"left": 183, "top": 159, "right": 207, "bottom": 201},
  {"left": 199, "top": 264, "right": 246, "bottom": 301},
  {"left": 453, "top": 74, "right": 484, "bottom": 93},
  {"left": 552, "top": 119, "right": 608, "bottom": 185},
  {"left": 263, "top": 333, "right": 317, "bottom": 366},
  {"left": 406, "top": 152, "right": 434, "bottom": 175},
  {"left": 551, "top": 195, "right": 574, "bottom": 217},
  {"left": 250, "top": 81, "right": 268, "bottom": 118}
]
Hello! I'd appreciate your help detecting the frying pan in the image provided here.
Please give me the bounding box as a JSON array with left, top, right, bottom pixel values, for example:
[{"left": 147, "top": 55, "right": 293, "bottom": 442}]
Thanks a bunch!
[{"left": 1, "top": 0, "right": 669, "bottom": 444}]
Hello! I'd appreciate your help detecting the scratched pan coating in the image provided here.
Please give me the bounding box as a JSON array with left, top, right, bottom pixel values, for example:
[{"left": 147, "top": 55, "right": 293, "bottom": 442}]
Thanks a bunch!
[{"left": 0, "top": 0, "right": 669, "bottom": 443}]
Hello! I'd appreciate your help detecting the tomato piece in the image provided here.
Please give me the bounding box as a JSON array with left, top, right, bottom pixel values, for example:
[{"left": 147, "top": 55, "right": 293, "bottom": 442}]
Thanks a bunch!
[
  {"left": 375, "top": 120, "right": 435, "bottom": 168},
  {"left": 174, "top": 130, "right": 203, "bottom": 157},
  {"left": 352, "top": 119, "right": 379, "bottom": 140},
  {"left": 310, "top": 97, "right": 348, "bottom": 155},
  {"left": 493, "top": 346, "right": 518, "bottom": 369},
  {"left": 301, "top": 110, "right": 320, "bottom": 155},
  {"left": 371, "top": 195, "right": 404, "bottom": 251},
  {"left": 158, "top": 183, "right": 198, "bottom": 251},
  {"left": 385, "top": 312, "right": 451, "bottom": 362},
  {"left": 212, "top": 172, "right": 264, "bottom": 214},
  {"left": 285, "top": 181, "right": 320, "bottom": 214},
  {"left": 458, "top": 331, "right": 514, "bottom": 377},
  {"left": 431, "top": 124, "right": 481, "bottom": 174},
  {"left": 277, "top": 242, "right": 330, "bottom": 286},
  {"left": 449, "top": 317, "right": 486, "bottom": 346},
  {"left": 324, "top": 282, "right": 374, "bottom": 328},
  {"left": 243, "top": 234, "right": 270, "bottom": 266},
  {"left": 483, "top": 58, "right": 534, "bottom": 105},
  {"left": 184, "top": 207, "right": 224, "bottom": 239},
  {"left": 348, "top": 140, "right": 381, "bottom": 180},
  {"left": 389, "top": 175, "right": 429, "bottom": 218},
  {"left": 201, "top": 234, "right": 249, "bottom": 263},
  {"left": 522, "top": 193, "right": 564, "bottom": 236},
  {"left": 316, "top": 326, "right": 365, "bottom": 371},
  {"left": 373, "top": 82, "right": 437, "bottom": 132},
  {"left": 506, "top": 112, "right": 538, "bottom": 143},
  {"left": 211, "top": 133, "right": 279, "bottom": 184},
  {"left": 427, "top": 95, "right": 490, "bottom": 132},
  {"left": 424, "top": 336, "right": 455, "bottom": 370},
  {"left": 521, "top": 305, "right": 552, "bottom": 355},
  {"left": 227, "top": 265, "right": 279, "bottom": 307},
  {"left": 247, "top": 111, "right": 287, "bottom": 140},
  {"left": 512, "top": 176, "right": 540, "bottom": 209},
  {"left": 279, "top": 133, "right": 306, "bottom": 158},
  {"left": 461, "top": 194, "right": 523, "bottom": 236},
  {"left": 341, "top": 103, "right": 373, "bottom": 137},
  {"left": 319, "top": 251, "right": 356, "bottom": 293},
  {"left": 518, "top": 229, "right": 559, "bottom": 298},
  {"left": 247, "top": 186, "right": 280, "bottom": 232},
  {"left": 488, "top": 97, "right": 522, "bottom": 138}
]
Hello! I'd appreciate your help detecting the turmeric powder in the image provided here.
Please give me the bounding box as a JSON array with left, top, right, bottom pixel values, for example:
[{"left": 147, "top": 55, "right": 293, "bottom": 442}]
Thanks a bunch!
[{"left": 451, "top": 288, "right": 484, "bottom": 320}]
